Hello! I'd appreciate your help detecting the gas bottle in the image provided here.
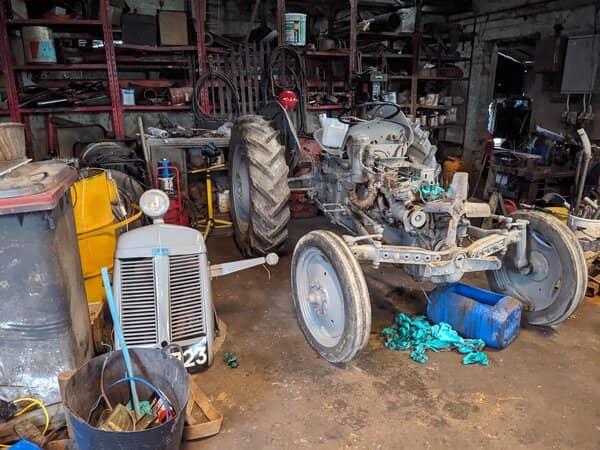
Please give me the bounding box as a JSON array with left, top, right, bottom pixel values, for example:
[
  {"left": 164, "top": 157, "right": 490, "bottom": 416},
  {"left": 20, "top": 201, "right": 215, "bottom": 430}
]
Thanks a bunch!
[
  {"left": 157, "top": 158, "right": 175, "bottom": 193},
  {"left": 427, "top": 283, "right": 522, "bottom": 349}
]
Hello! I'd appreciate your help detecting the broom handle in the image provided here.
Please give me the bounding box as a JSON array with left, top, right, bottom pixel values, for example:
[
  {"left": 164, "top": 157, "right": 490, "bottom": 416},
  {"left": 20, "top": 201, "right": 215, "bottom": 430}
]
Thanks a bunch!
[{"left": 101, "top": 267, "right": 142, "bottom": 418}]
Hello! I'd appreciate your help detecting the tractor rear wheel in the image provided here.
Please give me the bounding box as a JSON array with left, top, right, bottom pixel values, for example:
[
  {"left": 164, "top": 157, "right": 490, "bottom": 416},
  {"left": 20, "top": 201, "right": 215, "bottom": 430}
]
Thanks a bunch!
[
  {"left": 229, "top": 115, "right": 290, "bottom": 257},
  {"left": 486, "top": 209, "right": 587, "bottom": 326}
]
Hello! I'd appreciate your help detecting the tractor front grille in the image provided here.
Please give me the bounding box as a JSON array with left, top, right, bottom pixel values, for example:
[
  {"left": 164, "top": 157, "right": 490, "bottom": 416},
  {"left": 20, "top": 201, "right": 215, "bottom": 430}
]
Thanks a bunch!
[
  {"left": 117, "top": 253, "right": 205, "bottom": 347},
  {"left": 119, "top": 257, "right": 158, "bottom": 346},
  {"left": 169, "top": 254, "right": 205, "bottom": 341}
]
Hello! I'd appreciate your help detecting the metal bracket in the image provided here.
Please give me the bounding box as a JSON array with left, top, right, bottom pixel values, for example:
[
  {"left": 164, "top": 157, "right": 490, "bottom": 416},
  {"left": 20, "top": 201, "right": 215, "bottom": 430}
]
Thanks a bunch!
[
  {"left": 210, "top": 253, "right": 279, "bottom": 278},
  {"left": 346, "top": 230, "right": 519, "bottom": 280}
]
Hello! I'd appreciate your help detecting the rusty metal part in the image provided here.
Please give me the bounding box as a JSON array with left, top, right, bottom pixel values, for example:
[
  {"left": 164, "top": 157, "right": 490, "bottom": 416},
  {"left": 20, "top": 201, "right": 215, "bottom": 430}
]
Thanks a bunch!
[{"left": 348, "top": 184, "right": 377, "bottom": 209}]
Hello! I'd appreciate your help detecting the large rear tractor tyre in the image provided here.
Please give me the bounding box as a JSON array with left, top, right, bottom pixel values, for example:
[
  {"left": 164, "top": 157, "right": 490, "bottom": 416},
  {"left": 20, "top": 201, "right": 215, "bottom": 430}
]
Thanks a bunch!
[
  {"left": 292, "top": 230, "right": 372, "bottom": 364},
  {"left": 229, "top": 115, "right": 290, "bottom": 257},
  {"left": 487, "top": 210, "right": 587, "bottom": 326}
]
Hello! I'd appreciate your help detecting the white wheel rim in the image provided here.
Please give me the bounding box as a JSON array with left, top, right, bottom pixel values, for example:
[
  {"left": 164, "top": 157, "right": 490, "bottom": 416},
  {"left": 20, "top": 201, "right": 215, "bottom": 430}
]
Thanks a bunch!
[{"left": 295, "top": 247, "right": 345, "bottom": 347}]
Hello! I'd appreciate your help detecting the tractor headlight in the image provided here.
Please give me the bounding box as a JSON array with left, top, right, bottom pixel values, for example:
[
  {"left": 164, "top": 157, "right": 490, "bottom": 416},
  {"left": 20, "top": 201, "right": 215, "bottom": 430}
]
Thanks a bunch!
[{"left": 139, "top": 189, "right": 170, "bottom": 220}]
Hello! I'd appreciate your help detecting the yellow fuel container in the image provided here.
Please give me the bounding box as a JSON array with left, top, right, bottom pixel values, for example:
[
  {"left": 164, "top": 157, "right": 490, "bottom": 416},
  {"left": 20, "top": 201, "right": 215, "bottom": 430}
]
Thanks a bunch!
[
  {"left": 546, "top": 206, "right": 569, "bottom": 223},
  {"left": 71, "top": 169, "right": 141, "bottom": 303}
]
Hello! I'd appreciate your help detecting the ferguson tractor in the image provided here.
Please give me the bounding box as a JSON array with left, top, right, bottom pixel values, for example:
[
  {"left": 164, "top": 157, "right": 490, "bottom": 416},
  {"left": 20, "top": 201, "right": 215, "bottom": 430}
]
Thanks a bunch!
[{"left": 228, "top": 102, "right": 587, "bottom": 364}]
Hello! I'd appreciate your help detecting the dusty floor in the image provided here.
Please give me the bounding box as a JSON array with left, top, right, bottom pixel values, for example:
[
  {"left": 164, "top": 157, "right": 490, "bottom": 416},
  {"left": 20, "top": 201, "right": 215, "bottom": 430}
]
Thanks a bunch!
[{"left": 187, "top": 217, "right": 600, "bottom": 450}]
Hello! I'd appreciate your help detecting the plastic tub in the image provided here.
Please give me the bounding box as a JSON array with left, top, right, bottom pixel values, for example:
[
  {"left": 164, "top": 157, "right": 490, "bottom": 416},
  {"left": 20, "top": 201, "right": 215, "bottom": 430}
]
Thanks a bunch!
[
  {"left": 568, "top": 214, "right": 600, "bottom": 239},
  {"left": 64, "top": 348, "right": 189, "bottom": 450},
  {"left": 285, "top": 13, "right": 307, "bottom": 46},
  {"left": 320, "top": 116, "right": 349, "bottom": 148}
]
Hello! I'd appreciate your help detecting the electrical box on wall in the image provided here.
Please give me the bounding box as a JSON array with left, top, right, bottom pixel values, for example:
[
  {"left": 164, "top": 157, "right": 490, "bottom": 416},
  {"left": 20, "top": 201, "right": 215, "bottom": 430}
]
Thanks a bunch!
[{"left": 561, "top": 35, "right": 600, "bottom": 94}]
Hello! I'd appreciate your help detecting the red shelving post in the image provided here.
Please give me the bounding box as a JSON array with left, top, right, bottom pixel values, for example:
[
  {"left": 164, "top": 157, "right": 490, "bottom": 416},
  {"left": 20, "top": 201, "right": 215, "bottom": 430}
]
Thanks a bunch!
[
  {"left": 277, "top": 0, "right": 285, "bottom": 45},
  {"left": 194, "top": 0, "right": 210, "bottom": 113},
  {"left": 0, "top": 3, "right": 21, "bottom": 122},
  {"left": 100, "top": 0, "right": 125, "bottom": 139}
]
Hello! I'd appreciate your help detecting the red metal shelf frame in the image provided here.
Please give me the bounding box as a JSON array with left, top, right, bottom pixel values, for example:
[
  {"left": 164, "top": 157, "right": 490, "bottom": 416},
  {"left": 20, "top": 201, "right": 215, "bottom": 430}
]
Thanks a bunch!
[
  {"left": 0, "top": 0, "right": 207, "bottom": 145},
  {"left": 122, "top": 105, "right": 191, "bottom": 111},
  {"left": 7, "top": 19, "right": 102, "bottom": 26},
  {"left": 13, "top": 64, "right": 108, "bottom": 71}
]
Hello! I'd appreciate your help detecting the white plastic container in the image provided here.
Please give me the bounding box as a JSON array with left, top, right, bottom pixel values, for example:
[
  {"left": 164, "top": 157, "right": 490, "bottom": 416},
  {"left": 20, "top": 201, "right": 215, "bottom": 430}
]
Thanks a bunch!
[
  {"left": 320, "top": 116, "right": 349, "bottom": 149},
  {"left": 22, "top": 26, "right": 57, "bottom": 63},
  {"left": 568, "top": 214, "right": 600, "bottom": 239},
  {"left": 285, "top": 13, "right": 307, "bottom": 46},
  {"left": 121, "top": 88, "right": 136, "bottom": 106},
  {"left": 218, "top": 190, "right": 230, "bottom": 213}
]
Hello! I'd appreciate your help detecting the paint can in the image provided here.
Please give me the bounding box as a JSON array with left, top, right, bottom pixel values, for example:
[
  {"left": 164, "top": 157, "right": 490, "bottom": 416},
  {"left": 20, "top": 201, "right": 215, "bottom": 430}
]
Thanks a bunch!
[
  {"left": 284, "top": 13, "right": 307, "bottom": 46},
  {"left": 121, "top": 88, "right": 136, "bottom": 106},
  {"left": 22, "top": 26, "right": 57, "bottom": 63},
  {"left": 217, "top": 190, "right": 230, "bottom": 213}
]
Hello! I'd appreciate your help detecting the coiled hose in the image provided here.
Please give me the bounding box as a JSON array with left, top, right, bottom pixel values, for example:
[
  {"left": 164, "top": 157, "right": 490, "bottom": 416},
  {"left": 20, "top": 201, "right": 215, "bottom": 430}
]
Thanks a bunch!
[
  {"left": 266, "top": 45, "right": 307, "bottom": 133},
  {"left": 192, "top": 69, "right": 241, "bottom": 126}
]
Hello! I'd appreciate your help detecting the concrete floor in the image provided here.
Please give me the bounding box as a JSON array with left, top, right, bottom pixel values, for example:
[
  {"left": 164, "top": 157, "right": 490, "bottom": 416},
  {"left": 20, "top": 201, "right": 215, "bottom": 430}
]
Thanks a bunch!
[{"left": 188, "top": 217, "right": 600, "bottom": 450}]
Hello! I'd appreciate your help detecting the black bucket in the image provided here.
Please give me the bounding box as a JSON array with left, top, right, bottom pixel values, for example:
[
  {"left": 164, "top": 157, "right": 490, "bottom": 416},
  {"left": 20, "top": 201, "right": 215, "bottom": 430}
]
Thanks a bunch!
[{"left": 64, "top": 348, "right": 189, "bottom": 450}]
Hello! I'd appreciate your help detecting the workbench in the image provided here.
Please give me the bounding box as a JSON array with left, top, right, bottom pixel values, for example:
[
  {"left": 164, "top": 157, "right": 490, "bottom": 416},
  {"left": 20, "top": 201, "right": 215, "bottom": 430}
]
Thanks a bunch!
[
  {"left": 144, "top": 135, "right": 230, "bottom": 195},
  {"left": 483, "top": 150, "right": 575, "bottom": 203}
]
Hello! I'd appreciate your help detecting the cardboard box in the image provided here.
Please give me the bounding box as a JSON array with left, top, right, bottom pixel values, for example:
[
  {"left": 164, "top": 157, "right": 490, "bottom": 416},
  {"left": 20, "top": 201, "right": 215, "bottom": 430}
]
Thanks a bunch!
[
  {"left": 122, "top": 13, "right": 157, "bottom": 46},
  {"left": 158, "top": 11, "right": 189, "bottom": 46}
]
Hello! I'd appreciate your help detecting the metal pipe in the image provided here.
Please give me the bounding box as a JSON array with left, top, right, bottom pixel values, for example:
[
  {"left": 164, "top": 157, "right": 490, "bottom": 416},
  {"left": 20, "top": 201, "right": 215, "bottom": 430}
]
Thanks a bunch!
[
  {"left": 574, "top": 128, "right": 592, "bottom": 214},
  {"left": 358, "top": 11, "right": 401, "bottom": 32},
  {"left": 535, "top": 125, "right": 565, "bottom": 142}
]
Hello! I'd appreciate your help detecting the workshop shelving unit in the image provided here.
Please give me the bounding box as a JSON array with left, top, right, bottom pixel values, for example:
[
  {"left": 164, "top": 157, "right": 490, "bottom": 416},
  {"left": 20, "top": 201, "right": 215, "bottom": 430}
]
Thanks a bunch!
[
  {"left": 355, "top": 2, "right": 475, "bottom": 153},
  {"left": 275, "top": 0, "right": 356, "bottom": 114},
  {"left": 0, "top": 0, "right": 209, "bottom": 154},
  {"left": 274, "top": 0, "right": 475, "bottom": 152}
]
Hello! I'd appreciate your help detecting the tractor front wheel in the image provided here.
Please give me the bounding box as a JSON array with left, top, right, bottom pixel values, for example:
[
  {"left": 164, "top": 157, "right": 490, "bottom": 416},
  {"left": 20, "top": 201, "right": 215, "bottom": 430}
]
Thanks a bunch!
[{"left": 292, "top": 230, "right": 372, "bottom": 364}]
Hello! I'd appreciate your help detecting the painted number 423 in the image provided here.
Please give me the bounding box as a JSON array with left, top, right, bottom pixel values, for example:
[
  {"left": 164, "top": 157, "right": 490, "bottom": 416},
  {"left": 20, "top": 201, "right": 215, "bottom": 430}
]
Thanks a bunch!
[{"left": 171, "top": 345, "right": 207, "bottom": 368}]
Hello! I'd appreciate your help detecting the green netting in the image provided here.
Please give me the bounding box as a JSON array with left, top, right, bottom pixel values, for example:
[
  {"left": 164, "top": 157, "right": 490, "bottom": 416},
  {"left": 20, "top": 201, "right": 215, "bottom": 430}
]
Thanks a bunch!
[{"left": 381, "top": 313, "right": 489, "bottom": 365}]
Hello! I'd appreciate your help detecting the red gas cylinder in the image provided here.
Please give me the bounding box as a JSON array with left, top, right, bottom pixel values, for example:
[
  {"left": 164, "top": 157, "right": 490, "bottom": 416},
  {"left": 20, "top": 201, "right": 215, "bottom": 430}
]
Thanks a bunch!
[{"left": 278, "top": 90, "right": 298, "bottom": 110}]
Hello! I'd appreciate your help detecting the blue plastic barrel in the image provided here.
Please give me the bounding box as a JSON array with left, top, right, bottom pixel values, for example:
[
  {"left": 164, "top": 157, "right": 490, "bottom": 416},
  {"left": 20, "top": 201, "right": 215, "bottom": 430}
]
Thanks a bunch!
[{"left": 427, "top": 283, "right": 522, "bottom": 349}]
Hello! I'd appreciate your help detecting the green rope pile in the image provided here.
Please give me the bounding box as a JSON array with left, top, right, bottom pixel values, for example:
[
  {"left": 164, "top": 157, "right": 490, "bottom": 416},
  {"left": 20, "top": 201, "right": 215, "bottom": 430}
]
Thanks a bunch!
[{"left": 381, "top": 313, "right": 489, "bottom": 365}]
